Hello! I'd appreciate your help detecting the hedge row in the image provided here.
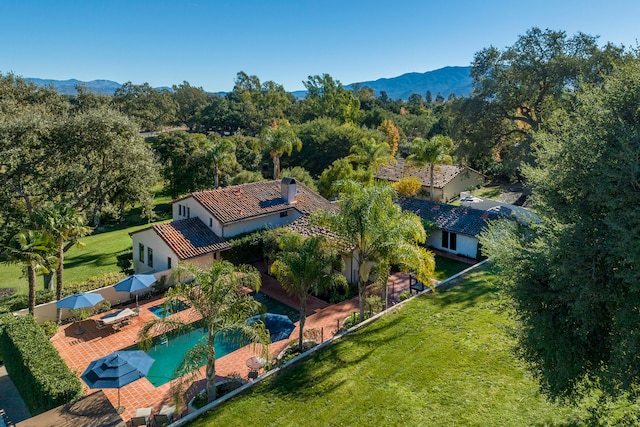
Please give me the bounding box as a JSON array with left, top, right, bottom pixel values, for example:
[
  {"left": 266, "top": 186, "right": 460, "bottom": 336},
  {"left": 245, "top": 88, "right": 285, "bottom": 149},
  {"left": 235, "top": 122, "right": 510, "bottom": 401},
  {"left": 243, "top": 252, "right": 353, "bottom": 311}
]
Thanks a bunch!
[{"left": 0, "top": 314, "right": 83, "bottom": 414}]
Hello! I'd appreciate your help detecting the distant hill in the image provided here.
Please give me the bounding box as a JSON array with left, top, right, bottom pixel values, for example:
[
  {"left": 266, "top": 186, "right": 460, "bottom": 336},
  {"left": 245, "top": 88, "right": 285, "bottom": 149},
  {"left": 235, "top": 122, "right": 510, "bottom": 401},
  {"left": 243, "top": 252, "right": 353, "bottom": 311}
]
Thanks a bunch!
[
  {"left": 346, "top": 66, "right": 472, "bottom": 100},
  {"left": 26, "top": 66, "right": 473, "bottom": 100},
  {"left": 25, "top": 78, "right": 123, "bottom": 95}
]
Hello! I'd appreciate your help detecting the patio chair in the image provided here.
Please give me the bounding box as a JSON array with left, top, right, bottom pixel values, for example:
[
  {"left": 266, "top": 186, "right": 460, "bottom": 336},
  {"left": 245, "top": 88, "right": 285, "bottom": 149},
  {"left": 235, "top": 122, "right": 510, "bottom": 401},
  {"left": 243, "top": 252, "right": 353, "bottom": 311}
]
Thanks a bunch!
[
  {"left": 131, "top": 407, "right": 152, "bottom": 426},
  {"left": 153, "top": 405, "right": 176, "bottom": 427},
  {"left": 94, "top": 319, "right": 107, "bottom": 330}
]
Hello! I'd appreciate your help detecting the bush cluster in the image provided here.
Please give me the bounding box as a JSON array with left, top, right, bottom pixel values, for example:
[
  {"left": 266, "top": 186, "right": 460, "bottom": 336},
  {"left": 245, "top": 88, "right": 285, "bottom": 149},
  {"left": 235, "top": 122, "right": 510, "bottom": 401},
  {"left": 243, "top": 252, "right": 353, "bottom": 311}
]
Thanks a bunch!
[{"left": 0, "top": 314, "right": 83, "bottom": 414}]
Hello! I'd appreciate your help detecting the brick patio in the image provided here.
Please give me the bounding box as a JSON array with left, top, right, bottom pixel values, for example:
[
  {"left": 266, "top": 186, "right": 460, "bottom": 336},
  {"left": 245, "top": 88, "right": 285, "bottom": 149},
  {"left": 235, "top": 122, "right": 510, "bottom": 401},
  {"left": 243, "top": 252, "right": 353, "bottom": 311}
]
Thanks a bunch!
[{"left": 51, "top": 270, "right": 413, "bottom": 424}]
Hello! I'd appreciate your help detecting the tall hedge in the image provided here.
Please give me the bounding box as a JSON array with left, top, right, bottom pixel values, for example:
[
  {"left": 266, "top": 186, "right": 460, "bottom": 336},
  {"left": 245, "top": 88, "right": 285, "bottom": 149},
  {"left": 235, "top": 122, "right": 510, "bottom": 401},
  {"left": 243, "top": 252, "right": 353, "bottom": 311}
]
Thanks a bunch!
[{"left": 0, "top": 314, "right": 83, "bottom": 414}]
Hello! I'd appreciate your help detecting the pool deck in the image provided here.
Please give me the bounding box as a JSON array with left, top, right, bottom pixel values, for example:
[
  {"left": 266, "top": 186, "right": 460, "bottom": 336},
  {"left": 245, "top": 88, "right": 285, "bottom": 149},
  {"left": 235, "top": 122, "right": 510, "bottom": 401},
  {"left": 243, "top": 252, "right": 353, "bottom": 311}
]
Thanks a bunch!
[{"left": 51, "top": 269, "right": 416, "bottom": 423}]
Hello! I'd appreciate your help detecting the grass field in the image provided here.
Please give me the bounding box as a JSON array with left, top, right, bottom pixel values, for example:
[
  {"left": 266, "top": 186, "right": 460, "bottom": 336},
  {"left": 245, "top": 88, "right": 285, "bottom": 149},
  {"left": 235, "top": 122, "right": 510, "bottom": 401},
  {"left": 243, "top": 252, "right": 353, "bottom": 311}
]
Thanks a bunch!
[
  {"left": 187, "top": 267, "right": 588, "bottom": 426},
  {"left": 0, "top": 222, "right": 166, "bottom": 295},
  {"left": 433, "top": 254, "right": 470, "bottom": 281}
]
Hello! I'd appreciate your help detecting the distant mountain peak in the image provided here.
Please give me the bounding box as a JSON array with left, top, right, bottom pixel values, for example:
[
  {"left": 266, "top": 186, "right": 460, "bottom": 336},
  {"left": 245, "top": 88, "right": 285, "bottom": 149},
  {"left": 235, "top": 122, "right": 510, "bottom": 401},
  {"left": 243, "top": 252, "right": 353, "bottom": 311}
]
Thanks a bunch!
[{"left": 345, "top": 66, "right": 472, "bottom": 100}]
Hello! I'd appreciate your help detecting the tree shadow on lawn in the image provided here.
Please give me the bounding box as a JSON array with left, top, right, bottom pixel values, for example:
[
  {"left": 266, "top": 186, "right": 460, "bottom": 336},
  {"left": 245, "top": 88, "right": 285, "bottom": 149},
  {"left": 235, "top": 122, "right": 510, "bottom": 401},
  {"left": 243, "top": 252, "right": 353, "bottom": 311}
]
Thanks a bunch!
[
  {"left": 427, "top": 269, "right": 500, "bottom": 310},
  {"left": 263, "top": 315, "right": 406, "bottom": 400},
  {"left": 64, "top": 252, "right": 116, "bottom": 268}
]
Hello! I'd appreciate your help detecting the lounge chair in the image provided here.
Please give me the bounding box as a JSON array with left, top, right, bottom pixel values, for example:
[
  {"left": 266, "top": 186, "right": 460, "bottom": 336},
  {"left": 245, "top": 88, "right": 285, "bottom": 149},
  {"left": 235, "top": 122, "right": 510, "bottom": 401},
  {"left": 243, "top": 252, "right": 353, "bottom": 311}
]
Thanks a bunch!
[
  {"left": 153, "top": 405, "right": 176, "bottom": 427},
  {"left": 131, "top": 407, "right": 152, "bottom": 426}
]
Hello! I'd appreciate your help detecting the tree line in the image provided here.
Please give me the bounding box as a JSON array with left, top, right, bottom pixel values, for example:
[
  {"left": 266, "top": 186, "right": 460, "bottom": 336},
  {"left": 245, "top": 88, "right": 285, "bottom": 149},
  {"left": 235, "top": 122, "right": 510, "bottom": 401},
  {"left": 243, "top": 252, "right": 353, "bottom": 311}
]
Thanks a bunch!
[{"left": 3, "top": 28, "right": 640, "bottom": 415}]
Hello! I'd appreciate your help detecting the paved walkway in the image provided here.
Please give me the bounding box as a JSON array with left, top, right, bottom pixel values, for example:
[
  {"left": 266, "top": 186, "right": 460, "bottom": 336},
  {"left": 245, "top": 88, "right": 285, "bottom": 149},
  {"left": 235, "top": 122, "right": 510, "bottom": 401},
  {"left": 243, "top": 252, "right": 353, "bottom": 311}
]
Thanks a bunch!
[
  {"left": 0, "top": 365, "right": 31, "bottom": 424},
  {"left": 49, "top": 269, "right": 414, "bottom": 424}
]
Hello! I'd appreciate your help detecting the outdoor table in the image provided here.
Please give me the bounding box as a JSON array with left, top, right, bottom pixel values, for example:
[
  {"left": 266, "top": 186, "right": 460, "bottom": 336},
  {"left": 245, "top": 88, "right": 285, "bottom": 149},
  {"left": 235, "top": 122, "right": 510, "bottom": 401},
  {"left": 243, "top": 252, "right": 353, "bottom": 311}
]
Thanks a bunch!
[{"left": 246, "top": 356, "right": 265, "bottom": 370}]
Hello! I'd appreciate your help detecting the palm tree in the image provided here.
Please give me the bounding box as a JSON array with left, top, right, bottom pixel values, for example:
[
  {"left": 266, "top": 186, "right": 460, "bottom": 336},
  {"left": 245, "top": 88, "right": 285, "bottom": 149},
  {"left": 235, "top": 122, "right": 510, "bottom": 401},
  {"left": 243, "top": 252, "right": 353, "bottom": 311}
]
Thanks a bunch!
[
  {"left": 270, "top": 233, "right": 347, "bottom": 351},
  {"left": 260, "top": 119, "right": 302, "bottom": 179},
  {"left": 205, "top": 137, "right": 236, "bottom": 189},
  {"left": 346, "top": 137, "right": 396, "bottom": 174},
  {"left": 4, "top": 230, "right": 58, "bottom": 315},
  {"left": 406, "top": 135, "right": 453, "bottom": 200},
  {"left": 312, "top": 180, "right": 435, "bottom": 322},
  {"left": 34, "top": 204, "right": 93, "bottom": 323},
  {"left": 138, "top": 260, "right": 267, "bottom": 404}
]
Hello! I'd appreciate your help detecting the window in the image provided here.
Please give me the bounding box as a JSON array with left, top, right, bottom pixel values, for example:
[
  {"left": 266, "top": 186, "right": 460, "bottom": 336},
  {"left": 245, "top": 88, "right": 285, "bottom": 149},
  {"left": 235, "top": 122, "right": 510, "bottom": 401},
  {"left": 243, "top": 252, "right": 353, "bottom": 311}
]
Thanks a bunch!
[
  {"left": 178, "top": 204, "right": 182, "bottom": 216},
  {"left": 209, "top": 217, "right": 213, "bottom": 227},
  {"left": 441, "top": 231, "right": 457, "bottom": 250},
  {"left": 139, "top": 243, "right": 144, "bottom": 262},
  {"left": 147, "top": 247, "right": 153, "bottom": 267},
  {"left": 167, "top": 257, "right": 172, "bottom": 269},
  {"left": 280, "top": 211, "right": 288, "bottom": 218},
  {"left": 187, "top": 207, "right": 190, "bottom": 218}
]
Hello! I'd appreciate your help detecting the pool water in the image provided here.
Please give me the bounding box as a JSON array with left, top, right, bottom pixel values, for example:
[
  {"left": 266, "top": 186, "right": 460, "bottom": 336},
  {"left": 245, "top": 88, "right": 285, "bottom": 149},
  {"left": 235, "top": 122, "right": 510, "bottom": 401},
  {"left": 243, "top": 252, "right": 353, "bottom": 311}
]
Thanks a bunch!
[
  {"left": 140, "top": 292, "right": 298, "bottom": 387},
  {"left": 148, "top": 300, "right": 190, "bottom": 318},
  {"left": 251, "top": 291, "right": 299, "bottom": 322},
  {"left": 143, "top": 325, "right": 241, "bottom": 387}
]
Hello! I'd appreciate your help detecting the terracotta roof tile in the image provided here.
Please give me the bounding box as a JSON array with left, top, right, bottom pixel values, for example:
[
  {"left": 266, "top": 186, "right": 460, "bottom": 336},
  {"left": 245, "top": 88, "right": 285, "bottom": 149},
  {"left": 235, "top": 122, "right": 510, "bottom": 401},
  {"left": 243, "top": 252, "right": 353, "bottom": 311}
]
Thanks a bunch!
[
  {"left": 152, "top": 218, "right": 230, "bottom": 260},
  {"left": 376, "top": 158, "right": 477, "bottom": 188},
  {"left": 189, "top": 180, "right": 332, "bottom": 223}
]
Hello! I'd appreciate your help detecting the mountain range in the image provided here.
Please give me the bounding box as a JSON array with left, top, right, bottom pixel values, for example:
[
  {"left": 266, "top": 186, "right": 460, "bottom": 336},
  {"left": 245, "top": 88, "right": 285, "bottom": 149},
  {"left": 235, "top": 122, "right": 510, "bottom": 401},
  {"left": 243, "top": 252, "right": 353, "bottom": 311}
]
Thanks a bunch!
[{"left": 25, "top": 66, "right": 472, "bottom": 100}]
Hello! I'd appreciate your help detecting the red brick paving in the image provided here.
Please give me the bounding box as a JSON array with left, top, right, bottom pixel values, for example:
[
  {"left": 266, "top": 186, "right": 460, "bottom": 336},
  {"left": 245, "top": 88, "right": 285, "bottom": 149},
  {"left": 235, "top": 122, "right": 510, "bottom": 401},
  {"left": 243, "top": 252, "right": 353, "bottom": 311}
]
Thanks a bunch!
[{"left": 51, "top": 270, "right": 413, "bottom": 424}]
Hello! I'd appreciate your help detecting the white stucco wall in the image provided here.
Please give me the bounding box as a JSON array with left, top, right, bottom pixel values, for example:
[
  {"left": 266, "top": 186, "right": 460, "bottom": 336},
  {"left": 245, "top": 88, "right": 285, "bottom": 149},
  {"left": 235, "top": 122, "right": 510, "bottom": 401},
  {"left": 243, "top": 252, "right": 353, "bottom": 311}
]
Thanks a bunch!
[
  {"left": 17, "top": 270, "right": 173, "bottom": 324},
  {"left": 441, "top": 169, "right": 484, "bottom": 201},
  {"left": 131, "top": 227, "right": 179, "bottom": 274},
  {"left": 222, "top": 209, "right": 301, "bottom": 238},
  {"left": 427, "top": 229, "right": 479, "bottom": 259}
]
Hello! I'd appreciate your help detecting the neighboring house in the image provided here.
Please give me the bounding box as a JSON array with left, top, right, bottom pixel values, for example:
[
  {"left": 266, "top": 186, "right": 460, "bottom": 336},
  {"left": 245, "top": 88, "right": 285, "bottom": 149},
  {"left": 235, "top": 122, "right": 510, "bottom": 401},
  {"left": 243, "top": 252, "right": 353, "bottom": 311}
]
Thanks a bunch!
[
  {"left": 130, "top": 178, "right": 334, "bottom": 274},
  {"left": 376, "top": 158, "right": 484, "bottom": 202},
  {"left": 398, "top": 196, "right": 503, "bottom": 260},
  {"left": 459, "top": 191, "right": 539, "bottom": 225}
]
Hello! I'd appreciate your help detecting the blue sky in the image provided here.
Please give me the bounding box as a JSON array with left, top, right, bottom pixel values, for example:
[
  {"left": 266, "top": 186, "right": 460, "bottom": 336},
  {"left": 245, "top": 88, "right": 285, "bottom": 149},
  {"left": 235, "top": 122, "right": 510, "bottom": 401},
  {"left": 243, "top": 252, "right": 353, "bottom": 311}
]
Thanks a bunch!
[{"left": 1, "top": 1, "right": 638, "bottom": 92}]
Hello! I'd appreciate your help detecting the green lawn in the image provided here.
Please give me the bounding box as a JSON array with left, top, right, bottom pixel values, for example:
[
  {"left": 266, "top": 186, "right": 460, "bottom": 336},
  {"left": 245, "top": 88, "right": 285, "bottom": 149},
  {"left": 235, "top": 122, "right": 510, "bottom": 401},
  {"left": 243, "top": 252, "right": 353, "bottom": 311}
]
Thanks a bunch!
[
  {"left": 433, "top": 254, "right": 471, "bottom": 281},
  {"left": 187, "top": 267, "right": 587, "bottom": 426},
  {"left": 0, "top": 222, "right": 166, "bottom": 295}
]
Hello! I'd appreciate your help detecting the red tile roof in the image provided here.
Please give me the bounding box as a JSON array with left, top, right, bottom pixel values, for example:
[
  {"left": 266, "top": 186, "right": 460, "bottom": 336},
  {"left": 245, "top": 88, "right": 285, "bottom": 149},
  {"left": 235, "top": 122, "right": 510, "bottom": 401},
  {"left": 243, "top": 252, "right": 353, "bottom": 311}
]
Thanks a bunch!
[
  {"left": 376, "top": 158, "right": 482, "bottom": 188},
  {"left": 150, "top": 218, "right": 230, "bottom": 260},
  {"left": 188, "top": 180, "right": 332, "bottom": 223}
]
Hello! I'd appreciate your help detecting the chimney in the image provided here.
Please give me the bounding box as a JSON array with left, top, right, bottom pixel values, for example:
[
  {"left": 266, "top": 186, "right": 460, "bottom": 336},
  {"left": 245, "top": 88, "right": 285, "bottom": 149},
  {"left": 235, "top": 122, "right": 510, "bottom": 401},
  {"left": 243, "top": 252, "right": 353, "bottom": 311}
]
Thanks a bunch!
[{"left": 281, "top": 177, "right": 297, "bottom": 204}]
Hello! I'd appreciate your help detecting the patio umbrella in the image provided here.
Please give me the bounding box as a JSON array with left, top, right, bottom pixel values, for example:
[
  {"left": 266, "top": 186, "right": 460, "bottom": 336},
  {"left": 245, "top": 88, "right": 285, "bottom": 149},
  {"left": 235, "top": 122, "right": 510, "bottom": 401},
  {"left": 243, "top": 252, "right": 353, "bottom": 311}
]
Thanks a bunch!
[
  {"left": 247, "top": 313, "right": 296, "bottom": 342},
  {"left": 56, "top": 292, "right": 105, "bottom": 334},
  {"left": 113, "top": 274, "right": 157, "bottom": 307},
  {"left": 81, "top": 350, "right": 154, "bottom": 414}
]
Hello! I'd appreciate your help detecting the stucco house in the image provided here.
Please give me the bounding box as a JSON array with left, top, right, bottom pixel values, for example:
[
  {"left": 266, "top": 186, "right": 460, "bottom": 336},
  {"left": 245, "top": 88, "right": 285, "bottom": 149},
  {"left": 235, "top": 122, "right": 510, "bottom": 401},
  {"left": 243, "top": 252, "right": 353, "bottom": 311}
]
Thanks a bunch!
[
  {"left": 397, "top": 196, "right": 502, "bottom": 260},
  {"left": 130, "top": 178, "right": 334, "bottom": 274},
  {"left": 376, "top": 158, "right": 484, "bottom": 202}
]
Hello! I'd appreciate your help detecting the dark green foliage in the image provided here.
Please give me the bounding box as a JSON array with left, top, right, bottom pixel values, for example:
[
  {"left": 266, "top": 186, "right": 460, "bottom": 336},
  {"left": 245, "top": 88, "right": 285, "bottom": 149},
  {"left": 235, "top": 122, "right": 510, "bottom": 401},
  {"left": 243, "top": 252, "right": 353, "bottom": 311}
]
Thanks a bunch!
[
  {"left": 223, "top": 230, "right": 268, "bottom": 264},
  {"left": 458, "top": 27, "right": 627, "bottom": 179},
  {"left": 0, "top": 289, "right": 54, "bottom": 314},
  {"left": 116, "top": 250, "right": 134, "bottom": 275},
  {"left": 287, "top": 118, "right": 376, "bottom": 177},
  {"left": 0, "top": 315, "right": 83, "bottom": 414},
  {"left": 480, "top": 59, "right": 640, "bottom": 402}
]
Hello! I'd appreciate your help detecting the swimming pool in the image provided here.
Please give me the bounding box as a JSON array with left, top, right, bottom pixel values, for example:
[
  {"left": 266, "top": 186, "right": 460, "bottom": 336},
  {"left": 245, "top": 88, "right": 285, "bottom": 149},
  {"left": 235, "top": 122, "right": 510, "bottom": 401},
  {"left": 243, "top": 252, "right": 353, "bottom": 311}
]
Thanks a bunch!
[
  {"left": 148, "top": 300, "right": 190, "bottom": 318},
  {"left": 141, "top": 292, "right": 299, "bottom": 387}
]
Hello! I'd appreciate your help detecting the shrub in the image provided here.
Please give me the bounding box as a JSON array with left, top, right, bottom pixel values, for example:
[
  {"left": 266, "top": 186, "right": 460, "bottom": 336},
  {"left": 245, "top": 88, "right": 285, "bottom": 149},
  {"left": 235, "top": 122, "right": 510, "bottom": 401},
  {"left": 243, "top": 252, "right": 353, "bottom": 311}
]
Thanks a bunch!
[
  {"left": 392, "top": 176, "right": 422, "bottom": 197},
  {"left": 398, "top": 290, "right": 412, "bottom": 301},
  {"left": 0, "top": 315, "right": 83, "bottom": 414},
  {"left": 65, "top": 272, "right": 127, "bottom": 295},
  {"left": 0, "top": 290, "right": 55, "bottom": 313},
  {"left": 224, "top": 230, "right": 267, "bottom": 264},
  {"left": 116, "top": 251, "right": 134, "bottom": 275},
  {"left": 40, "top": 321, "right": 58, "bottom": 339}
]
